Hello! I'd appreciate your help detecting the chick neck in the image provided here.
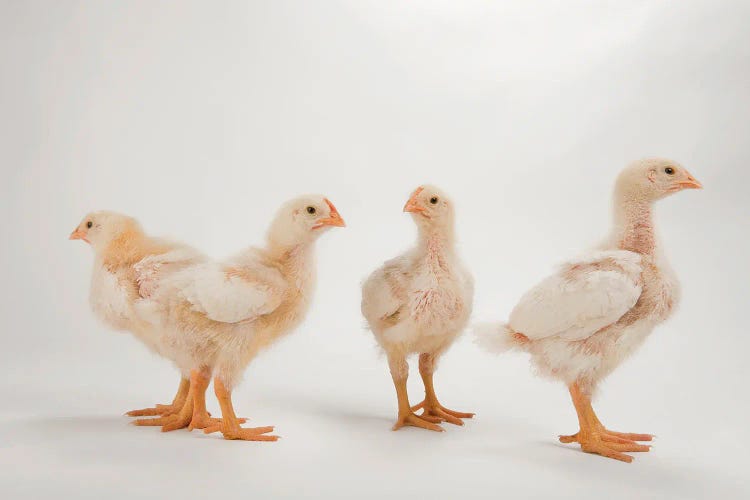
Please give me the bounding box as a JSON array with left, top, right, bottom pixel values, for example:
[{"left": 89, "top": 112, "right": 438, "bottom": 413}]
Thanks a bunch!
[
  {"left": 265, "top": 237, "right": 317, "bottom": 284},
  {"left": 416, "top": 221, "right": 456, "bottom": 272},
  {"left": 99, "top": 226, "right": 151, "bottom": 269},
  {"left": 611, "top": 188, "right": 657, "bottom": 257}
]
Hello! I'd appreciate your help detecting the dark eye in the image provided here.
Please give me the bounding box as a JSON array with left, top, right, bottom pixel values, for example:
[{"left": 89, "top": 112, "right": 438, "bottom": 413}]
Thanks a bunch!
[
  {"left": 429, "top": 197, "right": 438, "bottom": 204},
  {"left": 665, "top": 167, "right": 675, "bottom": 175},
  {"left": 306, "top": 206, "right": 316, "bottom": 215},
  {"left": 86, "top": 221, "right": 93, "bottom": 228}
]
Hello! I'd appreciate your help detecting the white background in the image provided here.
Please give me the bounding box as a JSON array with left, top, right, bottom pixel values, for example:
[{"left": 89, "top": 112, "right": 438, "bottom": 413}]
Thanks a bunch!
[{"left": 2, "top": 1, "right": 749, "bottom": 499}]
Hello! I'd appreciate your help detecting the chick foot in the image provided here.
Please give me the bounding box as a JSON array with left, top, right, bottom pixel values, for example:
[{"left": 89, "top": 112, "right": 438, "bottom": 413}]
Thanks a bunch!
[
  {"left": 203, "top": 422, "right": 279, "bottom": 441},
  {"left": 126, "top": 403, "right": 181, "bottom": 418},
  {"left": 412, "top": 354, "right": 474, "bottom": 426},
  {"left": 558, "top": 429, "right": 651, "bottom": 463},
  {"left": 127, "top": 378, "right": 191, "bottom": 417},
  {"left": 187, "top": 412, "right": 247, "bottom": 431},
  {"left": 133, "top": 411, "right": 245, "bottom": 432},
  {"left": 206, "top": 377, "right": 279, "bottom": 441},
  {"left": 132, "top": 382, "right": 196, "bottom": 432},
  {"left": 131, "top": 413, "right": 188, "bottom": 430},
  {"left": 563, "top": 382, "right": 652, "bottom": 463},
  {"left": 131, "top": 411, "right": 195, "bottom": 431},
  {"left": 393, "top": 411, "right": 444, "bottom": 432},
  {"left": 411, "top": 400, "right": 475, "bottom": 426},
  {"left": 559, "top": 428, "right": 653, "bottom": 446}
]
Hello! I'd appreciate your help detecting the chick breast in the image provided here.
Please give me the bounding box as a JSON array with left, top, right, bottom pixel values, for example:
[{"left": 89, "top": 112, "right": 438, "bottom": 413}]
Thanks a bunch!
[{"left": 362, "top": 250, "right": 473, "bottom": 351}]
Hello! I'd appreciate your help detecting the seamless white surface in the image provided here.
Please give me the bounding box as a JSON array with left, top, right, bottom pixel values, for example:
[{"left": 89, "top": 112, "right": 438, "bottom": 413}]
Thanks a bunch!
[{"left": 2, "top": 1, "right": 749, "bottom": 499}]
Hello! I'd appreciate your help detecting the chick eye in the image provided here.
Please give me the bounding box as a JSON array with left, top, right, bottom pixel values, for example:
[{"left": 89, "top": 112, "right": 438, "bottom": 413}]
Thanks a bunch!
[
  {"left": 429, "top": 197, "right": 438, "bottom": 204},
  {"left": 664, "top": 167, "right": 675, "bottom": 175},
  {"left": 86, "top": 221, "right": 93, "bottom": 229},
  {"left": 306, "top": 206, "right": 316, "bottom": 215}
]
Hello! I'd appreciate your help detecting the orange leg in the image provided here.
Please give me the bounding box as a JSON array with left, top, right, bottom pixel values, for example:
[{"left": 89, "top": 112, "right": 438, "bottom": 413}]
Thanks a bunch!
[
  {"left": 203, "top": 378, "right": 278, "bottom": 441},
  {"left": 186, "top": 370, "right": 247, "bottom": 430},
  {"left": 126, "top": 377, "right": 189, "bottom": 417},
  {"left": 388, "top": 353, "right": 444, "bottom": 432},
  {"left": 411, "top": 353, "right": 474, "bottom": 426},
  {"left": 133, "top": 370, "right": 247, "bottom": 432},
  {"left": 132, "top": 377, "right": 195, "bottom": 430},
  {"left": 558, "top": 382, "right": 653, "bottom": 463}
]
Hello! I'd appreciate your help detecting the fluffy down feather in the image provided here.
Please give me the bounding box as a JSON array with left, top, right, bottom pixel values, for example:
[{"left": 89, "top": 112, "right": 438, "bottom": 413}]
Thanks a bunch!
[
  {"left": 473, "top": 322, "right": 517, "bottom": 353},
  {"left": 89, "top": 263, "right": 134, "bottom": 331}
]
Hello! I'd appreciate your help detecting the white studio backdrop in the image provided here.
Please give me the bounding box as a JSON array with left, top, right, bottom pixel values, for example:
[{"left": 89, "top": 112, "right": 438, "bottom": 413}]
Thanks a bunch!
[{"left": 1, "top": 1, "right": 749, "bottom": 499}]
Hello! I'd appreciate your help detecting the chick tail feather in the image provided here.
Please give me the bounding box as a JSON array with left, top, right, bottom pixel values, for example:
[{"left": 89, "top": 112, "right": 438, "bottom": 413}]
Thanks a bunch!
[{"left": 474, "top": 322, "right": 527, "bottom": 353}]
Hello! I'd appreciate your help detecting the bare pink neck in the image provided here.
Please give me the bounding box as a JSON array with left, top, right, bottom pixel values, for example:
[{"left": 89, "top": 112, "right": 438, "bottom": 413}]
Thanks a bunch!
[
  {"left": 614, "top": 198, "right": 656, "bottom": 256},
  {"left": 418, "top": 232, "right": 453, "bottom": 274}
]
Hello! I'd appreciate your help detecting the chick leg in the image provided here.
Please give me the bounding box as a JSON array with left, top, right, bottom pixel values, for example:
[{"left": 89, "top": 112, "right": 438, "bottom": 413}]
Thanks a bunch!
[
  {"left": 558, "top": 382, "right": 652, "bottom": 463},
  {"left": 202, "top": 377, "right": 278, "bottom": 441},
  {"left": 410, "top": 353, "right": 474, "bottom": 426},
  {"left": 186, "top": 369, "right": 247, "bottom": 431},
  {"left": 126, "top": 377, "right": 189, "bottom": 417},
  {"left": 389, "top": 353, "right": 444, "bottom": 432},
  {"left": 132, "top": 379, "right": 195, "bottom": 430}
]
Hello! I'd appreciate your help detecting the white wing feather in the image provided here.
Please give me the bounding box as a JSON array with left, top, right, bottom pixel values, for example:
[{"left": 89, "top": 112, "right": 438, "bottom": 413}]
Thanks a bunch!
[
  {"left": 509, "top": 250, "right": 643, "bottom": 341},
  {"left": 361, "top": 257, "right": 409, "bottom": 325},
  {"left": 180, "top": 261, "right": 286, "bottom": 324}
]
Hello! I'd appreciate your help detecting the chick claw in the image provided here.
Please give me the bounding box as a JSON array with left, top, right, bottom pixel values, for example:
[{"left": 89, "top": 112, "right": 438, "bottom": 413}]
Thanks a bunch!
[
  {"left": 393, "top": 412, "right": 444, "bottom": 432},
  {"left": 559, "top": 430, "right": 652, "bottom": 463},
  {"left": 203, "top": 424, "right": 279, "bottom": 442},
  {"left": 411, "top": 400, "right": 475, "bottom": 426}
]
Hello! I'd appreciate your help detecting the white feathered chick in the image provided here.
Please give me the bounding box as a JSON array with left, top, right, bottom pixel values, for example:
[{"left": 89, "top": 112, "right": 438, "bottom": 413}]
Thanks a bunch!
[
  {"left": 138, "top": 196, "right": 345, "bottom": 440},
  {"left": 476, "top": 158, "right": 702, "bottom": 462},
  {"left": 362, "top": 186, "right": 474, "bottom": 432},
  {"left": 69, "top": 211, "right": 204, "bottom": 418}
]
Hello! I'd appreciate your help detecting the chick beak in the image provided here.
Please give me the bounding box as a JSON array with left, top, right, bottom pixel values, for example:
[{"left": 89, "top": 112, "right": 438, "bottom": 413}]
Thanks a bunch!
[
  {"left": 403, "top": 186, "right": 426, "bottom": 213},
  {"left": 69, "top": 229, "right": 89, "bottom": 243},
  {"left": 676, "top": 171, "right": 703, "bottom": 190},
  {"left": 313, "top": 199, "right": 346, "bottom": 229}
]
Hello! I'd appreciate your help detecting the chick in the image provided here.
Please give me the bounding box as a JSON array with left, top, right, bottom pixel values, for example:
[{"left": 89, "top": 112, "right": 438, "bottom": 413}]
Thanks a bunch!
[
  {"left": 476, "top": 158, "right": 702, "bottom": 462},
  {"left": 138, "top": 196, "right": 345, "bottom": 440},
  {"left": 362, "top": 186, "right": 474, "bottom": 432},
  {"left": 69, "top": 211, "right": 203, "bottom": 418}
]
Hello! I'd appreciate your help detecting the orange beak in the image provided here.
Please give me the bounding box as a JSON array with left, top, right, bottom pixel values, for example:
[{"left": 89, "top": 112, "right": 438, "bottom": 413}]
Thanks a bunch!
[
  {"left": 403, "top": 186, "right": 425, "bottom": 213},
  {"left": 313, "top": 198, "right": 346, "bottom": 229},
  {"left": 676, "top": 171, "right": 703, "bottom": 190},
  {"left": 69, "top": 228, "right": 89, "bottom": 243}
]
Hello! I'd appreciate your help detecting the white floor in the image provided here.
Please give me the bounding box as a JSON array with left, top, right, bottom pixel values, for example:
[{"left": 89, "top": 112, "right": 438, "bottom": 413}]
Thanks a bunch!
[{"left": 1, "top": 332, "right": 747, "bottom": 500}]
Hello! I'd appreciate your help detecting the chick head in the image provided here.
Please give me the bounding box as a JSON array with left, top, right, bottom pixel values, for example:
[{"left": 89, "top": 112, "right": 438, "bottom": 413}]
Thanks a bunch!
[
  {"left": 403, "top": 184, "right": 455, "bottom": 233},
  {"left": 616, "top": 158, "right": 702, "bottom": 202},
  {"left": 266, "top": 195, "right": 345, "bottom": 248},
  {"left": 69, "top": 211, "right": 139, "bottom": 252}
]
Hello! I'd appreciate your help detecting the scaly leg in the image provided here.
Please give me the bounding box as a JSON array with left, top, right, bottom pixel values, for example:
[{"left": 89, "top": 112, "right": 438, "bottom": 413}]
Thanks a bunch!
[
  {"left": 558, "top": 382, "right": 652, "bottom": 463},
  {"left": 186, "top": 369, "right": 246, "bottom": 430},
  {"left": 410, "top": 353, "right": 474, "bottom": 426},
  {"left": 203, "top": 378, "right": 278, "bottom": 441},
  {"left": 389, "top": 353, "right": 444, "bottom": 432},
  {"left": 126, "top": 377, "right": 189, "bottom": 417}
]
